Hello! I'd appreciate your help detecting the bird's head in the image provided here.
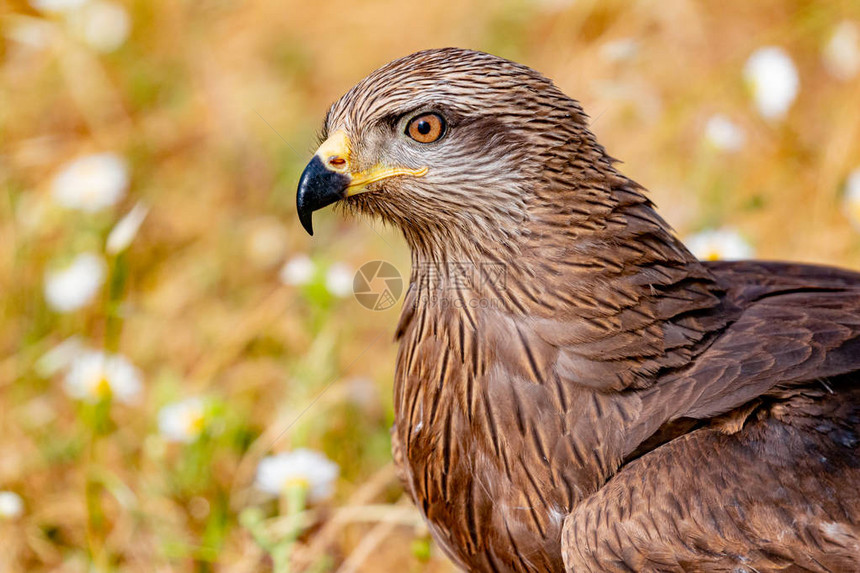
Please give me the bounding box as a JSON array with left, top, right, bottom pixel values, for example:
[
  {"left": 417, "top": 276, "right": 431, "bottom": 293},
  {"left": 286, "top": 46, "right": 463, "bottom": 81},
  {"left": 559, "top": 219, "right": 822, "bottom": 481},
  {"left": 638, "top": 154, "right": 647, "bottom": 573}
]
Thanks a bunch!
[{"left": 297, "top": 48, "right": 604, "bottom": 257}]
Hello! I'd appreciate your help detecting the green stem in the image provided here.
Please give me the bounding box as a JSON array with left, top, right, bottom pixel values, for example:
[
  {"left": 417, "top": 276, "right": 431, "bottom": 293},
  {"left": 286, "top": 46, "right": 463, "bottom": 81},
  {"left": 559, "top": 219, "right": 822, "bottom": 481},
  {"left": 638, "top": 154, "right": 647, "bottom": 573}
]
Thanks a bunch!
[
  {"left": 104, "top": 254, "right": 128, "bottom": 353},
  {"left": 273, "top": 484, "right": 307, "bottom": 573}
]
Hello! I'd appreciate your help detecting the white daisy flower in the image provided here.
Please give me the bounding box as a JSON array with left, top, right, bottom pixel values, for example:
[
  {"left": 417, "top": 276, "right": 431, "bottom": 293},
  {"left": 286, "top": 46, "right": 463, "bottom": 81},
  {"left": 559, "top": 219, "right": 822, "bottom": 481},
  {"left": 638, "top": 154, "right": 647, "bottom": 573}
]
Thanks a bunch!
[
  {"left": 599, "top": 38, "right": 639, "bottom": 63},
  {"left": 823, "top": 21, "right": 860, "bottom": 81},
  {"left": 842, "top": 168, "right": 860, "bottom": 231},
  {"left": 246, "top": 218, "right": 289, "bottom": 269},
  {"left": 743, "top": 47, "right": 799, "bottom": 120},
  {"left": 0, "top": 491, "right": 24, "bottom": 519},
  {"left": 686, "top": 228, "right": 754, "bottom": 261},
  {"left": 5, "top": 17, "right": 55, "bottom": 50},
  {"left": 106, "top": 202, "right": 148, "bottom": 254},
  {"left": 158, "top": 398, "right": 207, "bottom": 443},
  {"left": 64, "top": 350, "right": 142, "bottom": 404},
  {"left": 255, "top": 449, "right": 339, "bottom": 502},
  {"left": 51, "top": 152, "right": 128, "bottom": 212},
  {"left": 279, "top": 254, "right": 316, "bottom": 286},
  {"left": 704, "top": 114, "right": 746, "bottom": 152},
  {"left": 325, "top": 263, "right": 353, "bottom": 298},
  {"left": 44, "top": 252, "right": 106, "bottom": 313},
  {"left": 67, "top": 0, "right": 131, "bottom": 53},
  {"left": 29, "top": 0, "right": 87, "bottom": 12}
]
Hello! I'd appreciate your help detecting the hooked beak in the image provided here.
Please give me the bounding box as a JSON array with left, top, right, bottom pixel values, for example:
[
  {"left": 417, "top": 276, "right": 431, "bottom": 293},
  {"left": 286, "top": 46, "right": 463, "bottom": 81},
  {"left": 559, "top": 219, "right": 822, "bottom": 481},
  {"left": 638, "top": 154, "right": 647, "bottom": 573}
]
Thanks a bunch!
[{"left": 296, "top": 131, "right": 428, "bottom": 235}]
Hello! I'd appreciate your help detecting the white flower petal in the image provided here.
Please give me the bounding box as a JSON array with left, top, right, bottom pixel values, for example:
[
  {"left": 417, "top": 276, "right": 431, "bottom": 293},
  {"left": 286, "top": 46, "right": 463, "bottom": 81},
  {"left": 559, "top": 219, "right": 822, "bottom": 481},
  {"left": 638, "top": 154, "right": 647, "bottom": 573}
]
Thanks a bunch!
[
  {"left": 5, "top": 17, "right": 55, "bottom": 49},
  {"left": 0, "top": 491, "right": 24, "bottom": 519},
  {"left": 599, "top": 38, "right": 639, "bottom": 63},
  {"left": 279, "top": 255, "right": 316, "bottom": 286},
  {"left": 686, "top": 228, "right": 754, "bottom": 261},
  {"left": 106, "top": 202, "right": 148, "bottom": 254},
  {"left": 842, "top": 167, "right": 860, "bottom": 232},
  {"left": 29, "top": 0, "right": 87, "bottom": 12},
  {"left": 36, "top": 336, "right": 87, "bottom": 377},
  {"left": 158, "top": 398, "right": 207, "bottom": 443},
  {"left": 67, "top": 0, "right": 131, "bottom": 53},
  {"left": 51, "top": 153, "right": 128, "bottom": 212},
  {"left": 823, "top": 21, "right": 860, "bottom": 81},
  {"left": 44, "top": 253, "right": 106, "bottom": 313},
  {"left": 325, "top": 263, "right": 353, "bottom": 298},
  {"left": 64, "top": 350, "right": 143, "bottom": 404},
  {"left": 704, "top": 114, "right": 746, "bottom": 152},
  {"left": 255, "top": 449, "right": 339, "bottom": 502},
  {"left": 744, "top": 47, "right": 799, "bottom": 120}
]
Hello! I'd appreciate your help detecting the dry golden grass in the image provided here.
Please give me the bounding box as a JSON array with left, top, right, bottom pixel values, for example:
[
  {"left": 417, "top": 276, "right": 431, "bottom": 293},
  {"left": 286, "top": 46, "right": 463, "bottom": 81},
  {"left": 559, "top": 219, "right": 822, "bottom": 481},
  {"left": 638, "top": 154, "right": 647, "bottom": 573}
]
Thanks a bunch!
[{"left": 1, "top": 0, "right": 859, "bottom": 571}]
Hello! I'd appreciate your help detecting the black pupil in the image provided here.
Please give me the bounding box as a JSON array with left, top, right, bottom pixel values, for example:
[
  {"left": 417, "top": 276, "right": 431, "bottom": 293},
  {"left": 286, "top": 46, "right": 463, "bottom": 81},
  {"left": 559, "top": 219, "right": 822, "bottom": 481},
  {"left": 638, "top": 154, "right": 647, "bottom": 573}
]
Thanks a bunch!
[{"left": 416, "top": 120, "right": 432, "bottom": 135}]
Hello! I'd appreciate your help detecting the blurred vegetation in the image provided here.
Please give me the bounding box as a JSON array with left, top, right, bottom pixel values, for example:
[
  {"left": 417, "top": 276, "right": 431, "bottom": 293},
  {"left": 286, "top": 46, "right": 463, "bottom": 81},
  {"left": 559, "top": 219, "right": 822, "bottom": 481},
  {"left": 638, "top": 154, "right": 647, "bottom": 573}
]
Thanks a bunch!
[{"left": 1, "top": 0, "right": 860, "bottom": 571}]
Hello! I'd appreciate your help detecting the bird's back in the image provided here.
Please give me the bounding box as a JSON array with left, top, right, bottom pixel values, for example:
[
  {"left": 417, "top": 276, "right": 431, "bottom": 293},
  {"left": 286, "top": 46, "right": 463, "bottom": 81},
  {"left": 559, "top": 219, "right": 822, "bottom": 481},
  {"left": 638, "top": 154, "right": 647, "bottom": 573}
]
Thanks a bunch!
[{"left": 561, "top": 260, "right": 860, "bottom": 571}]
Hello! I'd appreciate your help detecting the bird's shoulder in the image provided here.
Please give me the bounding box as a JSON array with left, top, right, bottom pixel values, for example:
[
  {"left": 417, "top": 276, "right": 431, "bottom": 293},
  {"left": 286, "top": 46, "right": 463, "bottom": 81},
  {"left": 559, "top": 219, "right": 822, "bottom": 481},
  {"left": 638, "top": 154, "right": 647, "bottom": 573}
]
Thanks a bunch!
[
  {"left": 660, "top": 260, "right": 860, "bottom": 421},
  {"left": 523, "top": 258, "right": 860, "bottom": 418}
]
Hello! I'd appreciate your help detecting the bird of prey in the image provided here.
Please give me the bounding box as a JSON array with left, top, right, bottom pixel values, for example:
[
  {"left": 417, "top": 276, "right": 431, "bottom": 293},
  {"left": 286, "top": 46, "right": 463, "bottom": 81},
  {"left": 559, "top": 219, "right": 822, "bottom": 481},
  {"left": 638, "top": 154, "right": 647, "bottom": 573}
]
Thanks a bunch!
[{"left": 295, "top": 48, "right": 860, "bottom": 572}]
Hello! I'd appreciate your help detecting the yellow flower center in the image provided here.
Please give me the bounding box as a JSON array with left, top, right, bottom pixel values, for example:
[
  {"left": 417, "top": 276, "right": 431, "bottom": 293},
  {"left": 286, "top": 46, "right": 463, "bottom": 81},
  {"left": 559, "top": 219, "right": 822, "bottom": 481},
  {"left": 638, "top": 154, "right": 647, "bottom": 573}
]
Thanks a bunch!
[
  {"left": 283, "top": 477, "right": 309, "bottom": 492},
  {"left": 184, "top": 411, "right": 206, "bottom": 437},
  {"left": 92, "top": 376, "right": 113, "bottom": 400},
  {"left": 704, "top": 249, "right": 723, "bottom": 261}
]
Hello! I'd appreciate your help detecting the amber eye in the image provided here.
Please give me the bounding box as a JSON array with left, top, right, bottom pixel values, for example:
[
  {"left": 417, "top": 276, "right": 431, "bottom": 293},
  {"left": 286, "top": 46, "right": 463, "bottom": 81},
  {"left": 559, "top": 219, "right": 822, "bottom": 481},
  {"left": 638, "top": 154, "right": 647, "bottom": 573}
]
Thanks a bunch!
[{"left": 405, "top": 113, "right": 446, "bottom": 143}]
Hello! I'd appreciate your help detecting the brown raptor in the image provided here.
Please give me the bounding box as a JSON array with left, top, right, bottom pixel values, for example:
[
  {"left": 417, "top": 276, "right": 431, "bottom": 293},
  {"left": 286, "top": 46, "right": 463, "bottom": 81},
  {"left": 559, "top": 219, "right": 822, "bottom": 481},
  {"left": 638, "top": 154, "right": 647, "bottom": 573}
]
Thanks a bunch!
[{"left": 295, "top": 48, "right": 860, "bottom": 572}]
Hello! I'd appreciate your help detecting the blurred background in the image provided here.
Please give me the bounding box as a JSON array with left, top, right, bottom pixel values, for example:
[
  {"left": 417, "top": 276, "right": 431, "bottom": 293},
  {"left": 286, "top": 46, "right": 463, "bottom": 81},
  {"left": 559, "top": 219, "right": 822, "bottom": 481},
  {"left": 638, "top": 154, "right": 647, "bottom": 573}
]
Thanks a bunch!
[{"left": 2, "top": 0, "right": 860, "bottom": 571}]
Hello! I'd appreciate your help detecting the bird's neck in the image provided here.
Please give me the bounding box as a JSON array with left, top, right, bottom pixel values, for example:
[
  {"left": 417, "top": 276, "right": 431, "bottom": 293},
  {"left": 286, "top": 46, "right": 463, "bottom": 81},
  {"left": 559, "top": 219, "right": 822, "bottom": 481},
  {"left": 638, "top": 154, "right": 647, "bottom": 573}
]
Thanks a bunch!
[{"left": 404, "top": 175, "right": 719, "bottom": 318}]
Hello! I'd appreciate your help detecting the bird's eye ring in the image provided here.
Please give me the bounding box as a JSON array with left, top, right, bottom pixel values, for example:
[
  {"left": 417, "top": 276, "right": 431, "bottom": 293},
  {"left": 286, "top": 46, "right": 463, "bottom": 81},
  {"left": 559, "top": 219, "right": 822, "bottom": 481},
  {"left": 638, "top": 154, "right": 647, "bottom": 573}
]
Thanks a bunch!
[{"left": 406, "top": 113, "right": 446, "bottom": 144}]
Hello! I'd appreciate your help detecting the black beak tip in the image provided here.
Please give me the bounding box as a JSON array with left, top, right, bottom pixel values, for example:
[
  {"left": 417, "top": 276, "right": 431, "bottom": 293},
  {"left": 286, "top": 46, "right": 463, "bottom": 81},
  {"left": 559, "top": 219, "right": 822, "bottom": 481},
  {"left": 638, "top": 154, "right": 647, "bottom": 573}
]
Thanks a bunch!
[
  {"left": 299, "top": 208, "right": 314, "bottom": 236},
  {"left": 296, "top": 155, "right": 350, "bottom": 237}
]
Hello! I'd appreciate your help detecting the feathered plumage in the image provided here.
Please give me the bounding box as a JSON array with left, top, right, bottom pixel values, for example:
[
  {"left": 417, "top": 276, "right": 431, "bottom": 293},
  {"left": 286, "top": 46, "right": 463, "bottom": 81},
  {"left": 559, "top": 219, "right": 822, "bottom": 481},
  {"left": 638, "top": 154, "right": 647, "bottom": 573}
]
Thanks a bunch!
[{"left": 296, "top": 48, "right": 860, "bottom": 572}]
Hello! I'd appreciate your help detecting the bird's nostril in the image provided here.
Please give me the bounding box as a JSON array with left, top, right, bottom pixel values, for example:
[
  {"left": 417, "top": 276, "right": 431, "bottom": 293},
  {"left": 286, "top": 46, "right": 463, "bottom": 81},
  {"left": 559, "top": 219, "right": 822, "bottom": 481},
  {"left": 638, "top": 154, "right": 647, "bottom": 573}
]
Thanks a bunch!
[{"left": 328, "top": 156, "right": 346, "bottom": 168}]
